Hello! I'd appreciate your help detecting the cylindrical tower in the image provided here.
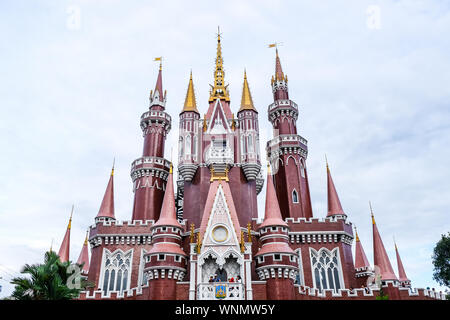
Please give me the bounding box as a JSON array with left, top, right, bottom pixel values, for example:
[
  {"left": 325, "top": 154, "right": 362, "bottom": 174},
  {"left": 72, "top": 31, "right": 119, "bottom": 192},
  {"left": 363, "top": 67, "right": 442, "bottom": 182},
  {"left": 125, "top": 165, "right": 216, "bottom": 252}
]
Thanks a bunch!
[
  {"left": 266, "top": 49, "right": 313, "bottom": 219},
  {"left": 131, "top": 63, "right": 172, "bottom": 221}
]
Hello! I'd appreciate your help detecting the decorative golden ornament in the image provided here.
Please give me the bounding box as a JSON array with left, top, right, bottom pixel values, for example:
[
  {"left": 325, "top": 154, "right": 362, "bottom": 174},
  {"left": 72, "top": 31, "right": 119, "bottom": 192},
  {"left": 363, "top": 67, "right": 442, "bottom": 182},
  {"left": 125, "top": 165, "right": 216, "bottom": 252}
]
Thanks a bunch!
[
  {"left": 190, "top": 223, "right": 195, "bottom": 243},
  {"left": 247, "top": 222, "right": 252, "bottom": 242}
]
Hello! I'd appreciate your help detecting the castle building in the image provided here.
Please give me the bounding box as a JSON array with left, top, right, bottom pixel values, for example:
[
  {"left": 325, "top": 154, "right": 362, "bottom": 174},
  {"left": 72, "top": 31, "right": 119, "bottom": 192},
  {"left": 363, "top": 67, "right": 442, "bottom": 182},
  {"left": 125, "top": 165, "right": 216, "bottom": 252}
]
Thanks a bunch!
[{"left": 56, "top": 33, "right": 443, "bottom": 300}]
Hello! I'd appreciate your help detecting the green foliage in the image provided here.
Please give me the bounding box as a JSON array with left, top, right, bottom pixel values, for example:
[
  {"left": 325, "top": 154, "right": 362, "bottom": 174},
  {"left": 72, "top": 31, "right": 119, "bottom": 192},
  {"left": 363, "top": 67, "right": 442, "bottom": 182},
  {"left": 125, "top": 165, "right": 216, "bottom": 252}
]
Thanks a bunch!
[
  {"left": 375, "top": 286, "right": 389, "bottom": 300},
  {"left": 9, "top": 251, "right": 93, "bottom": 300},
  {"left": 432, "top": 232, "right": 450, "bottom": 288}
]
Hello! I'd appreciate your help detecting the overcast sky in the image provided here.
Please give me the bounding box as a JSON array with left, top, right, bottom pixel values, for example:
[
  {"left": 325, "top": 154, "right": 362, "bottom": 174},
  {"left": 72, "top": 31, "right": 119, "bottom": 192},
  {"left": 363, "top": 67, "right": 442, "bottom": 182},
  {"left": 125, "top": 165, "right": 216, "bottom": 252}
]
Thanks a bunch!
[{"left": 1, "top": 0, "right": 449, "bottom": 297}]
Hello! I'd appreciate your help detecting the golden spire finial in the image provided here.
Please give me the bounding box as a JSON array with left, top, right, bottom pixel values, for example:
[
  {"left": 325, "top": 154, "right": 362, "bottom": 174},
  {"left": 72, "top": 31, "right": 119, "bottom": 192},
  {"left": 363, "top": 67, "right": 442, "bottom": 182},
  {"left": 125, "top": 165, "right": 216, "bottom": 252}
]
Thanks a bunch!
[
  {"left": 111, "top": 158, "right": 115, "bottom": 176},
  {"left": 369, "top": 201, "right": 375, "bottom": 225},
  {"left": 209, "top": 27, "right": 230, "bottom": 102},
  {"left": 196, "top": 232, "right": 202, "bottom": 253},
  {"left": 267, "top": 162, "right": 272, "bottom": 175},
  {"left": 393, "top": 235, "right": 397, "bottom": 250},
  {"left": 50, "top": 238, "right": 54, "bottom": 252},
  {"left": 190, "top": 223, "right": 195, "bottom": 243},
  {"left": 154, "top": 57, "right": 162, "bottom": 70},
  {"left": 247, "top": 222, "right": 252, "bottom": 242},
  {"left": 239, "top": 69, "right": 256, "bottom": 112},
  {"left": 84, "top": 230, "right": 89, "bottom": 245},
  {"left": 240, "top": 230, "right": 245, "bottom": 253},
  {"left": 68, "top": 204, "right": 74, "bottom": 229},
  {"left": 203, "top": 116, "right": 207, "bottom": 132},
  {"left": 182, "top": 70, "right": 198, "bottom": 112},
  {"left": 354, "top": 225, "right": 360, "bottom": 242},
  {"left": 325, "top": 154, "right": 329, "bottom": 172}
]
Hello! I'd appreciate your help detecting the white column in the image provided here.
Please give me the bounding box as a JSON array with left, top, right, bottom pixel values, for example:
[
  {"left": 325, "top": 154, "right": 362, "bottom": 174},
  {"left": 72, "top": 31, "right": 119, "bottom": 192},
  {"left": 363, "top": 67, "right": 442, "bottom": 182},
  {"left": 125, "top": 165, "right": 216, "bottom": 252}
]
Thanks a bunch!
[{"left": 245, "top": 243, "right": 253, "bottom": 300}]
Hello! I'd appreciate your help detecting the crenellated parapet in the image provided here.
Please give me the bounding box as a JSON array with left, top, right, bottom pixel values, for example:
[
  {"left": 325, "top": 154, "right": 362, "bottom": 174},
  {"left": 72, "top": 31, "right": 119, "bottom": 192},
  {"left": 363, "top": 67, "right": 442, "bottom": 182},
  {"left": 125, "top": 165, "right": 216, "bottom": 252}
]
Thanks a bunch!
[
  {"left": 267, "top": 99, "right": 298, "bottom": 123},
  {"left": 140, "top": 110, "right": 171, "bottom": 135},
  {"left": 130, "top": 156, "right": 171, "bottom": 185}
]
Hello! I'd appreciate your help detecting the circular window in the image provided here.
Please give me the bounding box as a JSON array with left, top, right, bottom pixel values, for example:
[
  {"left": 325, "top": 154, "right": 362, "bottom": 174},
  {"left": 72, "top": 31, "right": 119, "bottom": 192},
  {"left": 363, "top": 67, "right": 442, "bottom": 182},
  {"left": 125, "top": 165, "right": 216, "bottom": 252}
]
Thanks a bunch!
[{"left": 212, "top": 225, "right": 228, "bottom": 243}]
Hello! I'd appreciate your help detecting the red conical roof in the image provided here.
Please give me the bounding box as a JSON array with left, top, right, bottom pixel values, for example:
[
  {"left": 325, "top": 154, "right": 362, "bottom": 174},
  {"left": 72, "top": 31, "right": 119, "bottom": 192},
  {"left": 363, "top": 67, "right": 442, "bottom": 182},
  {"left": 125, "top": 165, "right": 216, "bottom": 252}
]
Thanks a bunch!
[
  {"left": 275, "top": 49, "right": 284, "bottom": 81},
  {"left": 354, "top": 229, "right": 370, "bottom": 269},
  {"left": 259, "top": 165, "right": 287, "bottom": 229},
  {"left": 154, "top": 64, "right": 164, "bottom": 102},
  {"left": 58, "top": 206, "right": 73, "bottom": 262},
  {"left": 97, "top": 167, "right": 115, "bottom": 219},
  {"left": 395, "top": 243, "right": 409, "bottom": 282},
  {"left": 326, "top": 163, "right": 345, "bottom": 216},
  {"left": 372, "top": 209, "right": 398, "bottom": 281},
  {"left": 152, "top": 166, "right": 182, "bottom": 228},
  {"left": 76, "top": 232, "right": 90, "bottom": 274}
]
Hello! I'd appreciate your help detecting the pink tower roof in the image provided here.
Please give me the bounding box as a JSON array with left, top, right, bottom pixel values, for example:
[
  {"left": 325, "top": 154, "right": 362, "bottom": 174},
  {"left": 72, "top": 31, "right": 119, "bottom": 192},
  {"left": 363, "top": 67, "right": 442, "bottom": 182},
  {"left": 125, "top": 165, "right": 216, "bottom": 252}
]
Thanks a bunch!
[
  {"left": 275, "top": 49, "right": 284, "bottom": 81},
  {"left": 259, "top": 165, "right": 288, "bottom": 229},
  {"left": 354, "top": 228, "right": 370, "bottom": 269},
  {"left": 152, "top": 166, "right": 182, "bottom": 229},
  {"left": 76, "top": 232, "right": 90, "bottom": 273},
  {"left": 154, "top": 63, "right": 163, "bottom": 102},
  {"left": 58, "top": 206, "right": 73, "bottom": 262},
  {"left": 395, "top": 243, "right": 410, "bottom": 282},
  {"left": 96, "top": 167, "right": 115, "bottom": 219},
  {"left": 326, "top": 163, "right": 345, "bottom": 217},
  {"left": 371, "top": 209, "right": 398, "bottom": 281}
]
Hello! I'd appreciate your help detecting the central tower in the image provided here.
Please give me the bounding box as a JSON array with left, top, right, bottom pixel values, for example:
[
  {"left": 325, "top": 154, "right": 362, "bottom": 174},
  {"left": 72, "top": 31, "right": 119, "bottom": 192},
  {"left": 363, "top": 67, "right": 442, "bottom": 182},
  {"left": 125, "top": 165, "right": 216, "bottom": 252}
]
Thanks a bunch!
[{"left": 178, "top": 32, "right": 263, "bottom": 228}]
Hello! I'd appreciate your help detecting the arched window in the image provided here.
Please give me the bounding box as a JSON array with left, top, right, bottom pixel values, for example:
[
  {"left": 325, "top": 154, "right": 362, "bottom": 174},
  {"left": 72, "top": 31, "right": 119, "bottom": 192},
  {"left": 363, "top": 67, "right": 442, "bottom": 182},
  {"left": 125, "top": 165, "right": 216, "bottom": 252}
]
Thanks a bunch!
[
  {"left": 102, "top": 250, "right": 132, "bottom": 295},
  {"left": 185, "top": 135, "right": 191, "bottom": 155},
  {"left": 292, "top": 189, "right": 299, "bottom": 203},
  {"left": 179, "top": 137, "right": 184, "bottom": 158},
  {"left": 310, "top": 248, "right": 343, "bottom": 292},
  {"left": 300, "top": 161, "right": 305, "bottom": 178},
  {"left": 193, "top": 135, "right": 197, "bottom": 156},
  {"left": 247, "top": 135, "right": 253, "bottom": 153},
  {"left": 240, "top": 135, "right": 245, "bottom": 156}
]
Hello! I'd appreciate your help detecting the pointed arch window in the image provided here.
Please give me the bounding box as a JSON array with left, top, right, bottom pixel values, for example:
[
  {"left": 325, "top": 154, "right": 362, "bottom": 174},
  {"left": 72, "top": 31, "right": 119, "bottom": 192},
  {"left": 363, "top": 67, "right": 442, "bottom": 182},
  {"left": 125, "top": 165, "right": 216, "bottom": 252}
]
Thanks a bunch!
[
  {"left": 179, "top": 137, "right": 184, "bottom": 158},
  {"left": 247, "top": 135, "right": 253, "bottom": 153},
  {"left": 193, "top": 135, "right": 197, "bottom": 157},
  {"left": 101, "top": 250, "right": 132, "bottom": 295},
  {"left": 310, "top": 248, "right": 343, "bottom": 292},
  {"left": 292, "top": 189, "right": 299, "bottom": 203},
  {"left": 300, "top": 161, "right": 306, "bottom": 178},
  {"left": 185, "top": 135, "right": 191, "bottom": 155}
]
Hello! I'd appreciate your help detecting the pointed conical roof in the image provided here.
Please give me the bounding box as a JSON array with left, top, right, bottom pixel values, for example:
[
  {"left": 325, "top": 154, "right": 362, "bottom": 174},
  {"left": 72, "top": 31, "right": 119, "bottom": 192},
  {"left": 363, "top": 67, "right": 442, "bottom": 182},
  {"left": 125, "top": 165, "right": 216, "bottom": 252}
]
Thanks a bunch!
[
  {"left": 96, "top": 166, "right": 115, "bottom": 219},
  {"left": 275, "top": 49, "right": 285, "bottom": 81},
  {"left": 354, "top": 227, "right": 370, "bottom": 269},
  {"left": 371, "top": 205, "right": 398, "bottom": 281},
  {"left": 259, "top": 165, "right": 288, "bottom": 229},
  {"left": 181, "top": 71, "right": 199, "bottom": 113},
  {"left": 153, "top": 62, "right": 164, "bottom": 102},
  {"left": 152, "top": 165, "right": 182, "bottom": 228},
  {"left": 58, "top": 206, "right": 73, "bottom": 262},
  {"left": 326, "top": 161, "right": 345, "bottom": 216},
  {"left": 77, "top": 231, "right": 90, "bottom": 274},
  {"left": 395, "top": 242, "right": 410, "bottom": 282},
  {"left": 239, "top": 70, "right": 257, "bottom": 112}
]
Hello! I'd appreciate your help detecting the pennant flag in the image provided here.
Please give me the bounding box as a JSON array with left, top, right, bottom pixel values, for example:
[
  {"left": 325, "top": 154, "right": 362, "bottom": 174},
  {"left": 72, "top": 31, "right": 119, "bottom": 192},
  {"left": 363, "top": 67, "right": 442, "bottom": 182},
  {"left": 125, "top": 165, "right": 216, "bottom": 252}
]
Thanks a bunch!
[
  {"left": 268, "top": 43, "right": 277, "bottom": 48},
  {"left": 154, "top": 57, "right": 162, "bottom": 61}
]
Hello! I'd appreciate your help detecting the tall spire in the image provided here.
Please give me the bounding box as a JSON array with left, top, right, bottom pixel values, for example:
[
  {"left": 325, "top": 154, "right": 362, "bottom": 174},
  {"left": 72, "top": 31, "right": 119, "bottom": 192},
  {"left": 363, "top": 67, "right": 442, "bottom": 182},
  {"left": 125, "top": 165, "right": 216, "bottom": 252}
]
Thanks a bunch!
[
  {"left": 77, "top": 231, "right": 90, "bottom": 274},
  {"left": 354, "top": 226, "right": 371, "bottom": 269},
  {"left": 274, "top": 48, "right": 285, "bottom": 81},
  {"left": 371, "top": 203, "right": 398, "bottom": 281},
  {"left": 150, "top": 58, "right": 165, "bottom": 106},
  {"left": 152, "top": 164, "right": 182, "bottom": 228},
  {"left": 181, "top": 71, "right": 199, "bottom": 113},
  {"left": 96, "top": 163, "right": 115, "bottom": 220},
  {"left": 209, "top": 26, "right": 230, "bottom": 102},
  {"left": 326, "top": 159, "right": 345, "bottom": 217},
  {"left": 239, "top": 70, "right": 256, "bottom": 112},
  {"left": 394, "top": 241, "right": 410, "bottom": 282},
  {"left": 58, "top": 205, "right": 73, "bottom": 262},
  {"left": 259, "top": 164, "right": 288, "bottom": 229}
]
